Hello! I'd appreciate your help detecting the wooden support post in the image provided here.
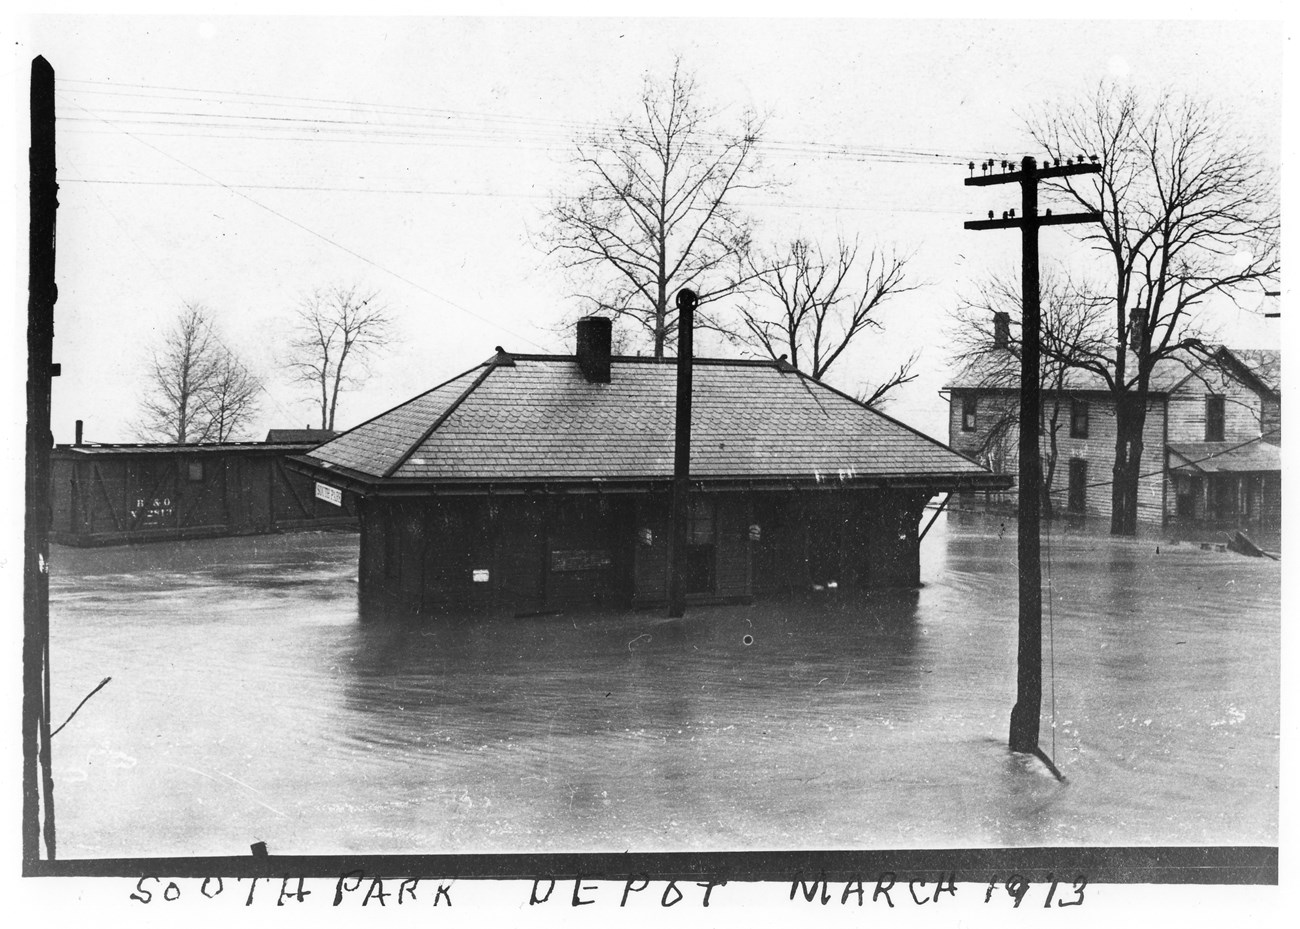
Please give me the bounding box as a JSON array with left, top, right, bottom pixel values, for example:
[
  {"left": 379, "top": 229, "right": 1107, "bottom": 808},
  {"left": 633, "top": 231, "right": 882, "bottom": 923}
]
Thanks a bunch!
[
  {"left": 667, "top": 288, "right": 697, "bottom": 618},
  {"left": 25, "top": 55, "right": 58, "bottom": 865}
]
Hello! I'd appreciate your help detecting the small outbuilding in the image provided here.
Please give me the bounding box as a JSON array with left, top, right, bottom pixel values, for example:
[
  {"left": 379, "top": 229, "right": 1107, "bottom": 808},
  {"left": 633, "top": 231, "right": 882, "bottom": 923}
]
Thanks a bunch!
[{"left": 291, "top": 320, "right": 1009, "bottom": 619}]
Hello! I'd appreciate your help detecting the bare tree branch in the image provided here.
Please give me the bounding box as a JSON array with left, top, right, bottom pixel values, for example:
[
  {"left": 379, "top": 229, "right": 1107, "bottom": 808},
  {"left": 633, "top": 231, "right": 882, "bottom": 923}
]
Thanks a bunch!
[
  {"left": 723, "top": 235, "right": 918, "bottom": 404},
  {"left": 540, "top": 58, "right": 766, "bottom": 358},
  {"left": 287, "top": 283, "right": 394, "bottom": 431}
]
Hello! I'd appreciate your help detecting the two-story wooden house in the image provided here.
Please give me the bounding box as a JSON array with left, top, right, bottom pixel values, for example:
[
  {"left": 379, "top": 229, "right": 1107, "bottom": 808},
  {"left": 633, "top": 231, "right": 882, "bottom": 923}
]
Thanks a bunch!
[{"left": 945, "top": 346, "right": 1280, "bottom": 528}]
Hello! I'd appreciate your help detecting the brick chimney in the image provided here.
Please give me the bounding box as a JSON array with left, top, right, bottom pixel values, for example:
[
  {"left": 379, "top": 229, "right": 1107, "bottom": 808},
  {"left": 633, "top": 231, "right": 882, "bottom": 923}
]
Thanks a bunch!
[
  {"left": 993, "top": 311, "right": 1010, "bottom": 350},
  {"left": 576, "top": 316, "right": 612, "bottom": 383}
]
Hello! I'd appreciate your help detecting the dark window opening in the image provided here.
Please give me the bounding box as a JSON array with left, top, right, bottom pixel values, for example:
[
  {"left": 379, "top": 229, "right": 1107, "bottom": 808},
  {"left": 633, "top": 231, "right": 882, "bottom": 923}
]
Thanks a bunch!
[
  {"left": 1205, "top": 395, "right": 1225, "bottom": 442},
  {"left": 1176, "top": 476, "right": 1201, "bottom": 518},
  {"left": 1208, "top": 474, "right": 1235, "bottom": 519},
  {"left": 1069, "top": 399, "right": 1089, "bottom": 439},
  {"left": 685, "top": 497, "right": 716, "bottom": 594},
  {"left": 961, "top": 396, "right": 977, "bottom": 432},
  {"left": 1067, "top": 458, "right": 1087, "bottom": 514}
]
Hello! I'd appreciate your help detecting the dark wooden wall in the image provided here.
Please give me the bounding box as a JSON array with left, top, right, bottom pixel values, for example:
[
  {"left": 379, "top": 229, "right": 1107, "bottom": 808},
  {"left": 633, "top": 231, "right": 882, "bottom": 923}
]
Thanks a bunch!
[
  {"left": 359, "top": 487, "right": 930, "bottom": 621},
  {"left": 50, "top": 448, "right": 357, "bottom": 546}
]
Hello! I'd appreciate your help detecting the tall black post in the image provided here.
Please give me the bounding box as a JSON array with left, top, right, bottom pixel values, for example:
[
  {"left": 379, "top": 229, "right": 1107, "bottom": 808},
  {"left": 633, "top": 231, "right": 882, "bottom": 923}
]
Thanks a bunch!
[
  {"left": 667, "top": 288, "right": 697, "bottom": 618},
  {"left": 1009, "top": 157, "right": 1042, "bottom": 753},
  {"left": 964, "top": 153, "right": 1101, "bottom": 756},
  {"left": 25, "top": 55, "right": 58, "bottom": 865}
]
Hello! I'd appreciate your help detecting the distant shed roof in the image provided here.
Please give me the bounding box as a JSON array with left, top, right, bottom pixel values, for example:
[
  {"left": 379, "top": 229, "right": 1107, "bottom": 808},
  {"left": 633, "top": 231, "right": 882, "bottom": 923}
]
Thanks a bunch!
[
  {"left": 296, "top": 355, "right": 1004, "bottom": 492},
  {"left": 265, "top": 428, "right": 337, "bottom": 444}
]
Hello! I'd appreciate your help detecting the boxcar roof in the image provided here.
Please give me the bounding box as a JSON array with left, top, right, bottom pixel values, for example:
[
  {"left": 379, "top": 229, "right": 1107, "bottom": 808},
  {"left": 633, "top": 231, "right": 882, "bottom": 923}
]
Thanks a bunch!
[
  {"left": 295, "top": 354, "right": 1004, "bottom": 491},
  {"left": 53, "top": 441, "right": 323, "bottom": 455}
]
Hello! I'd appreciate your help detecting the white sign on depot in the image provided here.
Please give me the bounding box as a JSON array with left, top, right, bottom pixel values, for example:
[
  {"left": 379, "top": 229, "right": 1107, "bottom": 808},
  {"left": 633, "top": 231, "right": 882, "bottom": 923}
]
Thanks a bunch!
[{"left": 315, "top": 482, "right": 343, "bottom": 507}]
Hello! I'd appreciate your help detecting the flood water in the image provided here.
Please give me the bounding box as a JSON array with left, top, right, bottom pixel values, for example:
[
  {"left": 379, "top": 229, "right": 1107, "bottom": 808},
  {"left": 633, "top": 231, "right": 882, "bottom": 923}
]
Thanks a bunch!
[{"left": 47, "top": 512, "right": 1279, "bottom": 858}]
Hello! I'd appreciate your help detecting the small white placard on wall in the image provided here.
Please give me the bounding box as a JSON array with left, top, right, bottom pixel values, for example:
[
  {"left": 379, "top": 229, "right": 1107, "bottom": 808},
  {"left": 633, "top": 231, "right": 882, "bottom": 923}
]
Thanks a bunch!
[{"left": 315, "top": 482, "right": 343, "bottom": 507}]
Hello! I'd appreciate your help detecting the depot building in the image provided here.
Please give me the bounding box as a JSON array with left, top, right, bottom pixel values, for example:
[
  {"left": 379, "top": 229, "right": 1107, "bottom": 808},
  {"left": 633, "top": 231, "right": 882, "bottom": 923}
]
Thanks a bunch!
[{"left": 290, "top": 318, "right": 1009, "bottom": 619}]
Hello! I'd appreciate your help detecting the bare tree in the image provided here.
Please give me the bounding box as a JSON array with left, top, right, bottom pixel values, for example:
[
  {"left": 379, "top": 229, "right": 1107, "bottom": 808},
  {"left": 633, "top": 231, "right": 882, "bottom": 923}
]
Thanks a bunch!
[
  {"left": 288, "top": 283, "right": 393, "bottom": 431},
  {"left": 949, "top": 266, "right": 1111, "bottom": 517},
  {"left": 199, "top": 350, "right": 262, "bottom": 442},
  {"left": 542, "top": 59, "right": 765, "bottom": 358},
  {"left": 137, "top": 303, "right": 261, "bottom": 443},
  {"left": 1027, "top": 84, "right": 1279, "bottom": 534},
  {"left": 728, "top": 235, "right": 918, "bottom": 404}
]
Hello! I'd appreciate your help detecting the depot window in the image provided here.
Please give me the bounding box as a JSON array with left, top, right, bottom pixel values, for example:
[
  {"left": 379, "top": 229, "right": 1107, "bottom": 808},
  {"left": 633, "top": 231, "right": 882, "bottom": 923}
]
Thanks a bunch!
[{"left": 961, "top": 396, "right": 977, "bottom": 432}]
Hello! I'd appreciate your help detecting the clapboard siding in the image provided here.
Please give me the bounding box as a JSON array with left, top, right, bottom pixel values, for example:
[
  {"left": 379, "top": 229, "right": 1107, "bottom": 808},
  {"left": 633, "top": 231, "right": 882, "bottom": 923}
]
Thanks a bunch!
[
  {"left": 1167, "top": 366, "right": 1266, "bottom": 444},
  {"left": 947, "top": 388, "right": 1168, "bottom": 523}
]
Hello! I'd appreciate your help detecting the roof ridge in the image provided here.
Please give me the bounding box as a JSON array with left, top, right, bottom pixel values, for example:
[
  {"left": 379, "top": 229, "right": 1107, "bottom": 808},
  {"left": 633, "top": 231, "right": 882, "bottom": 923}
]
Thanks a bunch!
[
  {"left": 382, "top": 360, "right": 501, "bottom": 478},
  {"left": 489, "top": 352, "right": 785, "bottom": 368},
  {"left": 314, "top": 361, "right": 490, "bottom": 457}
]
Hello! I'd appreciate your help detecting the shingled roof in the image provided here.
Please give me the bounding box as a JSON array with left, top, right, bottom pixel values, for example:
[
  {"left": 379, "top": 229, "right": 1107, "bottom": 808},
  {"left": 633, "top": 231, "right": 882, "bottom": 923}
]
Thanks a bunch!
[
  {"left": 294, "top": 354, "right": 1005, "bottom": 492},
  {"left": 945, "top": 345, "right": 1279, "bottom": 396}
]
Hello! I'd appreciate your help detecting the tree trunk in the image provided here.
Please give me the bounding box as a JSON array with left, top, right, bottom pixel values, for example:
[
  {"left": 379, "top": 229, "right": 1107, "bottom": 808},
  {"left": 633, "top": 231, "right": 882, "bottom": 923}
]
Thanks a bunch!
[
  {"left": 1041, "top": 397, "right": 1061, "bottom": 521},
  {"left": 1110, "top": 394, "right": 1145, "bottom": 535}
]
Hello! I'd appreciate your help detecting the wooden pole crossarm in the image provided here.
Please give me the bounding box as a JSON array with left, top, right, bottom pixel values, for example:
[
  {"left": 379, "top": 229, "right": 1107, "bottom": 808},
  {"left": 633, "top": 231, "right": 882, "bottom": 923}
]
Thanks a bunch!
[
  {"left": 965, "top": 162, "right": 1101, "bottom": 186},
  {"left": 964, "top": 211, "right": 1102, "bottom": 231}
]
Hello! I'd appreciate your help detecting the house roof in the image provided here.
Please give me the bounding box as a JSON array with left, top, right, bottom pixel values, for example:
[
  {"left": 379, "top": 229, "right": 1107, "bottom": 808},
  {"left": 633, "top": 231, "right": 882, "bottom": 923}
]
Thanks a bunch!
[
  {"left": 945, "top": 345, "right": 1279, "bottom": 396},
  {"left": 296, "top": 354, "right": 1005, "bottom": 492},
  {"left": 1228, "top": 348, "right": 1280, "bottom": 395},
  {"left": 1168, "top": 440, "right": 1281, "bottom": 474}
]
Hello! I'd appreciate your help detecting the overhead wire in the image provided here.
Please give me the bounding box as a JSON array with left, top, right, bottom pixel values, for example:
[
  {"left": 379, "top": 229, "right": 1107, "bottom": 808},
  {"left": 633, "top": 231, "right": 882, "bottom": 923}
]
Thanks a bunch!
[
  {"left": 53, "top": 76, "right": 1001, "bottom": 167},
  {"left": 57, "top": 176, "right": 972, "bottom": 216},
  {"left": 55, "top": 90, "right": 558, "bottom": 355},
  {"left": 59, "top": 148, "right": 302, "bottom": 430}
]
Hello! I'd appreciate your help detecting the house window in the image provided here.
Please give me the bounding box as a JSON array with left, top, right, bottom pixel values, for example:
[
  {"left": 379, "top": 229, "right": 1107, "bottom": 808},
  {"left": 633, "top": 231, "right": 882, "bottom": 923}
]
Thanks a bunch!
[
  {"left": 187, "top": 460, "right": 204, "bottom": 482},
  {"left": 1205, "top": 395, "right": 1225, "bottom": 442},
  {"left": 961, "top": 396, "right": 977, "bottom": 432},
  {"left": 1069, "top": 400, "right": 1089, "bottom": 439},
  {"left": 1067, "top": 458, "right": 1087, "bottom": 514}
]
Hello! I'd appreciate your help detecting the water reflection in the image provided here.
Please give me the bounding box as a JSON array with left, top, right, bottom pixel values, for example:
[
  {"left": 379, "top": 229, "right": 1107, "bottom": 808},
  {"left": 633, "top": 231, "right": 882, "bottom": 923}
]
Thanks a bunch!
[{"left": 47, "top": 513, "right": 1278, "bottom": 856}]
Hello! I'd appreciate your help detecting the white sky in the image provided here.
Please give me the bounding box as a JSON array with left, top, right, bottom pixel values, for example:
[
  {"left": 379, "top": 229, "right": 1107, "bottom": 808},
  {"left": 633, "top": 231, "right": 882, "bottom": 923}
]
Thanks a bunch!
[{"left": 10, "top": 10, "right": 1285, "bottom": 445}]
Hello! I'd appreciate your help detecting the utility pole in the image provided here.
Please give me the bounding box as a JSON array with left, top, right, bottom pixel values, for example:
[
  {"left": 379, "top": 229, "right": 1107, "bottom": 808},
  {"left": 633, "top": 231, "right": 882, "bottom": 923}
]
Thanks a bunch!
[
  {"left": 26, "top": 55, "right": 59, "bottom": 865},
  {"left": 667, "top": 288, "right": 697, "bottom": 618},
  {"left": 964, "top": 155, "right": 1100, "bottom": 754}
]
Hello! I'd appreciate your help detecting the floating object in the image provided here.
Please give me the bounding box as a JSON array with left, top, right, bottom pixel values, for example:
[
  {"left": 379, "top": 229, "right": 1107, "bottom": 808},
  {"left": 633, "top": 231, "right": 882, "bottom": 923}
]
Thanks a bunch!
[{"left": 1226, "top": 530, "right": 1279, "bottom": 560}]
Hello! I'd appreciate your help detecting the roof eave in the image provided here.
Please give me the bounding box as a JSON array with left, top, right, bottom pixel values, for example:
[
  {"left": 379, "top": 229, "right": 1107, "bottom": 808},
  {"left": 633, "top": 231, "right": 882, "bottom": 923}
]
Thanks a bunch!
[{"left": 292, "top": 466, "right": 1012, "bottom": 498}]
